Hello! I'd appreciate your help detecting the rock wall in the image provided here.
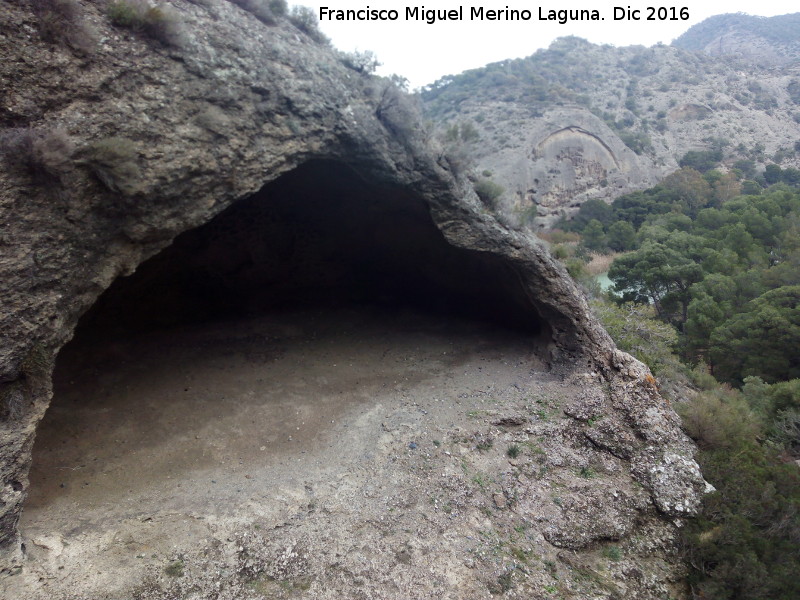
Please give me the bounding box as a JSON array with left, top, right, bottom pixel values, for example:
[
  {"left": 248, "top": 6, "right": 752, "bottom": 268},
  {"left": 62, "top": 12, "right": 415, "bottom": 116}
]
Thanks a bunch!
[
  {"left": 471, "top": 106, "right": 662, "bottom": 228},
  {"left": 0, "top": 0, "right": 704, "bottom": 588}
]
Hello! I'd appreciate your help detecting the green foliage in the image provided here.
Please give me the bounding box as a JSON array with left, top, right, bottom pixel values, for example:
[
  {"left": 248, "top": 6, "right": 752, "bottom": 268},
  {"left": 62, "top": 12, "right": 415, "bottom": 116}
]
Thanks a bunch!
[
  {"left": 591, "top": 299, "right": 683, "bottom": 381},
  {"left": 474, "top": 179, "right": 504, "bottom": 207},
  {"left": 374, "top": 81, "right": 424, "bottom": 147},
  {"left": 580, "top": 179, "right": 800, "bottom": 385},
  {"left": 606, "top": 220, "right": 636, "bottom": 252},
  {"left": 679, "top": 149, "right": 723, "bottom": 173},
  {"left": 677, "top": 385, "right": 800, "bottom": 600},
  {"left": 581, "top": 219, "right": 606, "bottom": 252},
  {"left": 164, "top": 560, "right": 185, "bottom": 577},
  {"left": 608, "top": 239, "right": 704, "bottom": 327},
  {"left": 618, "top": 130, "right": 652, "bottom": 155},
  {"left": 576, "top": 155, "right": 800, "bottom": 598},
  {"left": 764, "top": 163, "right": 800, "bottom": 186},
  {"left": 443, "top": 121, "right": 480, "bottom": 144},
  {"left": 108, "top": 0, "right": 185, "bottom": 47},
  {"left": 560, "top": 198, "right": 614, "bottom": 232},
  {"left": 742, "top": 376, "right": 800, "bottom": 432},
  {"left": 709, "top": 286, "right": 800, "bottom": 385}
]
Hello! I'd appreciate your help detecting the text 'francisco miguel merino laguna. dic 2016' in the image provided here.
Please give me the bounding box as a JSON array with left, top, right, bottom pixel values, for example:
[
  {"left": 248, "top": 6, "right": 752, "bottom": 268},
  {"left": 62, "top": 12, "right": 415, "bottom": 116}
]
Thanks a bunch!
[{"left": 318, "top": 6, "right": 690, "bottom": 24}]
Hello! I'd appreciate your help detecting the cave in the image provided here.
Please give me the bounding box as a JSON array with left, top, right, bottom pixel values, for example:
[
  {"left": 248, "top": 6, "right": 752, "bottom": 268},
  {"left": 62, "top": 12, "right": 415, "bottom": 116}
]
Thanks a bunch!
[
  {"left": 20, "top": 160, "right": 552, "bottom": 562},
  {"left": 74, "top": 159, "right": 548, "bottom": 339}
]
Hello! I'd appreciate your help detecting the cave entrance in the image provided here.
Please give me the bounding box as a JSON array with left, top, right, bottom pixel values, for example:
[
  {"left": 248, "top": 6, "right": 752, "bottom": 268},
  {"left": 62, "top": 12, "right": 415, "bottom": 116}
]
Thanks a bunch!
[{"left": 21, "top": 160, "right": 549, "bottom": 567}]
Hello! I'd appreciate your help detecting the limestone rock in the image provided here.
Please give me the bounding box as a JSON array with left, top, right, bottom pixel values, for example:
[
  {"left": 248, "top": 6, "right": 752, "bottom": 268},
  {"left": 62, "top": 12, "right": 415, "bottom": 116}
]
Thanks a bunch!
[{"left": 0, "top": 1, "right": 706, "bottom": 594}]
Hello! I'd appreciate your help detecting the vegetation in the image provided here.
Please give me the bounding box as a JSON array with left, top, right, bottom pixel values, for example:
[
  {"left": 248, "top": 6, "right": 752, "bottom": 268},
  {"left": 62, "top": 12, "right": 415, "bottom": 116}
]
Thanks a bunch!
[
  {"left": 556, "top": 167, "right": 800, "bottom": 599},
  {"left": 674, "top": 13, "right": 800, "bottom": 53},
  {"left": 108, "top": 0, "right": 185, "bottom": 47},
  {"left": 0, "top": 127, "right": 75, "bottom": 185},
  {"left": 164, "top": 559, "right": 185, "bottom": 577},
  {"left": 288, "top": 6, "right": 329, "bottom": 44},
  {"left": 81, "top": 137, "right": 141, "bottom": 196},
  {"left": 32, "top": 0, "right": 96, "bottom": 55},
  {"left": 474, "top": 179, "right": 505, "bottom": 207},
  {"left": 339, "top": 50, "right": 381, "bottom": 74}
]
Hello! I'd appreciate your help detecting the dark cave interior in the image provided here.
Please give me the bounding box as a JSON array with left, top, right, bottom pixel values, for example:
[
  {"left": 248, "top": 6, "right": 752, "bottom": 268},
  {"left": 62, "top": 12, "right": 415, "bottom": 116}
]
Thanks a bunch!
[{"left": 75, "top": 160, "right": 548, "bottom": 340}]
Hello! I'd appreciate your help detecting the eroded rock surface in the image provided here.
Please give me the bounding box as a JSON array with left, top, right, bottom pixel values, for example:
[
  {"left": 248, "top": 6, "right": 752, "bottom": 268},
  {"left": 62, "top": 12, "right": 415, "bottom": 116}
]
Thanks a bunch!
[{"left": 2, "top": 1, "right": 704, "bottom": 596}]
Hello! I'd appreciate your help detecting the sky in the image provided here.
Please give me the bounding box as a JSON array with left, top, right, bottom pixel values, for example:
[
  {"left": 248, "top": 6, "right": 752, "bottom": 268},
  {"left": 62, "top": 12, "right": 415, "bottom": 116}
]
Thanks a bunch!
[{"left": 296, "top": 1, "right": 797, "bottom": 89}]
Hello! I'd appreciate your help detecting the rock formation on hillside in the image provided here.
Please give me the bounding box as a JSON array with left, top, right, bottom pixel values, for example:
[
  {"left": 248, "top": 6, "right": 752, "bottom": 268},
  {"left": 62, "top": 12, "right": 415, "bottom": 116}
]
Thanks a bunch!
[
  {"left": 422, "top": 26, "right": 800, "bottom": 228},
  {"left": 1, "top": 1, "right": 705, "bottom": 597}
]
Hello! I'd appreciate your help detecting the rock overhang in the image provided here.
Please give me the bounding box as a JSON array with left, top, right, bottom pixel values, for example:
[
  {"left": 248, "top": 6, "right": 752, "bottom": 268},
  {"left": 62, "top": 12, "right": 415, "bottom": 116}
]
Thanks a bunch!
[{"left": 0, "top": 0, "right": 706, "bottom": 578}]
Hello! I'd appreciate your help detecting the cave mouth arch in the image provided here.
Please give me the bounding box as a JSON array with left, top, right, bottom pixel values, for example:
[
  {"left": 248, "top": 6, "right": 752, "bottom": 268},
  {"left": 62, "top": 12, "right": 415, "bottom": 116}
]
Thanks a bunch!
[
  {"left": 22, "top": 159, "right": 552, "bottom": 552},
  {"left": 78, "top": 159, "right": 548, "bottom": 339}
]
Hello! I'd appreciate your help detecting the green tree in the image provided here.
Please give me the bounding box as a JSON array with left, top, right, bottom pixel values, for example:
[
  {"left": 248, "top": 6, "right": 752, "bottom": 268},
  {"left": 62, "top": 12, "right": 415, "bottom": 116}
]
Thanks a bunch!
[
  {"left": 606, "top": 220, "right": 637, "bottom": 251},
  {"left": 581, "top": 219, "right": 607, "bottom": 252},
  {"left": 565, "top": 198, "right": 614, "bottom": 231},
  {"left": 679, "top": 149, "right": 723, "bottom": 173},
  {"left": 609, "top": 240, "right": 703, "bottom": 327},
  {"left": 709, "top": 286, "right": 800, "bottom": 384},
  {"left": 765, "top": 163, "right": 783, "bottom": 185},
  {"left": 661, "top": 168, "right": 713, "bottom": 217}
]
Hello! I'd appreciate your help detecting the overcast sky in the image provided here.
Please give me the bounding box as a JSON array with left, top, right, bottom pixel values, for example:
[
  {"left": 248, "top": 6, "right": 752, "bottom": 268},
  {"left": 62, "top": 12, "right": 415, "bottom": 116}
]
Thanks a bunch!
[{"left": 296, "top": 1, "right": 796, "bottom": 89}]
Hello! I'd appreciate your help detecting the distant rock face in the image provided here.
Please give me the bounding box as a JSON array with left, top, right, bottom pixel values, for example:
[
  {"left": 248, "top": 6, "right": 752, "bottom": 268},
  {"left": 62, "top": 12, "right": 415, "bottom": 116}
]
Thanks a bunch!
[
  {"left": 673, "top": 12, "right": 800, "bottom": 65},
  {"left": 422, "top": 33, "right": 800, "bottom": 228},
  {"left": 471, "top": 105, "right": 661, "bottom": 228},
  {"left": 1, "top": 0, "right": 704, "bottom": 594}
]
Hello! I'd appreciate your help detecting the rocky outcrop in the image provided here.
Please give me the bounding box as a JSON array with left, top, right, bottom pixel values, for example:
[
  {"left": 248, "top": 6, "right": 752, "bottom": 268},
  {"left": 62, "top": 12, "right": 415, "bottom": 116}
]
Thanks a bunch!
[
  {"left": 465, "top": 105, "right": 662, "bottom": 227},
  {"left": 1, "top": 0, "right": 704, "bottom": 594}
]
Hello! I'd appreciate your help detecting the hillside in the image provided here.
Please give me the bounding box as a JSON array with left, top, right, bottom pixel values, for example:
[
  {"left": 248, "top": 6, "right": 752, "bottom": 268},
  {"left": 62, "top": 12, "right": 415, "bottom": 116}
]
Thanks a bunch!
[
  {"left": 673, "top": 12, "right": 800, "bottom": 64},
  {"left": 421, "top": 16, "right": 800, "bottom": 228}
]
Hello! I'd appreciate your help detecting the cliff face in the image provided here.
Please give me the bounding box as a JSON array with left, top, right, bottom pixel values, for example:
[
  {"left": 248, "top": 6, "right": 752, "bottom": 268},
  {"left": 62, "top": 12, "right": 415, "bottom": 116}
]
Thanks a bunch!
[
  {"left": 422, "top": 30, "right": 800, "bottom": 228},
  {"left": 1, "top": 1, "right": 704, "bottom": 596}
]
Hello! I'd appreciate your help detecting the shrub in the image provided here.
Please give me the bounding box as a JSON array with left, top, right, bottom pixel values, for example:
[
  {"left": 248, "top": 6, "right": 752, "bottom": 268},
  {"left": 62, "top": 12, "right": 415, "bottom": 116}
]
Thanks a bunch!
[
  {"left": 678, "top": 386, "right": 800, "bottom": 599},
  {"left": 33, "top": 0, "right": 97, "bottom": 55},
  {"left": 339, "top": 49, "right": 381, "bottom": 74},
  {"left": 81, "top": 137, "right": 141, "bottom": 195},
  {"left": 108, "top": 0, "right": 185, "bottom": 47},
  {"left": 289, "top": 5, "right": 329, "bottom": 44},
  {"left": 228, "top": 0, "right": 287, "bottom": 24},
  {"left": 677, "top": 388, "right": 760, "bottom": 450},
  {"left": 374, "top": 81, "right": 423, "bottom": 147},
  {"left": 474, "top": 179, "right": 504, "bottom": 206},
  {"left": 0, "top": 128, "right": 75, "bottom": 183},
  {"left": 591, "top": 299, "right": 687, "bottom": 391}
]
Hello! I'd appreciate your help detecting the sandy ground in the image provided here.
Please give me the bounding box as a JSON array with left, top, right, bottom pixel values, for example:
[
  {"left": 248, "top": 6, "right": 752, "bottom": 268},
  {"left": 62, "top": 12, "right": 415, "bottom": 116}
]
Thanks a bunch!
[{"left": 5, "top": 307, "right": 681, "bottom": 599}]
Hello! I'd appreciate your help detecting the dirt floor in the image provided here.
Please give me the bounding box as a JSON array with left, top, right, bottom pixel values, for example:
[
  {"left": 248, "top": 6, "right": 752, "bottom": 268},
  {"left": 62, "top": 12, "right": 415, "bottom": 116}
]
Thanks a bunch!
[{"left": 5, "top": 307, "right": 682, "bottom": 600}]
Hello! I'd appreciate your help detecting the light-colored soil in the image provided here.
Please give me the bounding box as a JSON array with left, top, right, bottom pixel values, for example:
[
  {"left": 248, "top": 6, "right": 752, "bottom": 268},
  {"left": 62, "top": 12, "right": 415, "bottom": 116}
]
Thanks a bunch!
[
  {"left": 584, "top": 253, "right": 622, "bottom": 276},
  {"left": 5, "top": 307, "right": 681, "bottom": 600}
]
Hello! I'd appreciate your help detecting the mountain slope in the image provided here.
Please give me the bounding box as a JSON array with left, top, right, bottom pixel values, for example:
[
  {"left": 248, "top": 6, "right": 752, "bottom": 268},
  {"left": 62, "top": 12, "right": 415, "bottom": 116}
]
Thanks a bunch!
[
  {"left": 422, "top": 18, "right": 800, "bottom": 228},
  {"left": 673, "top": 12, "right": 800, "bottom": 64}
]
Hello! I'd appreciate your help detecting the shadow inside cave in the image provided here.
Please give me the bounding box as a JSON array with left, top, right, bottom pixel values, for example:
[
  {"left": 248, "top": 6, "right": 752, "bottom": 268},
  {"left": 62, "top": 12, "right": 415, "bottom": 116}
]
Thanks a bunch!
[{"left": 22, "top": 159, "right": 550, "bottom": 533}]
